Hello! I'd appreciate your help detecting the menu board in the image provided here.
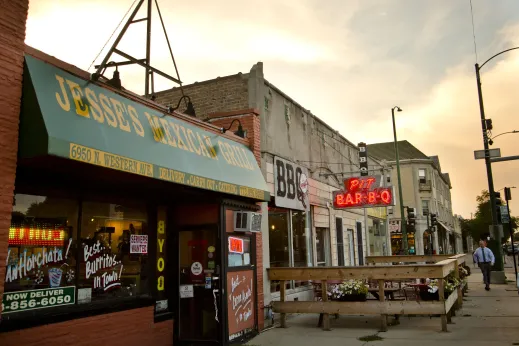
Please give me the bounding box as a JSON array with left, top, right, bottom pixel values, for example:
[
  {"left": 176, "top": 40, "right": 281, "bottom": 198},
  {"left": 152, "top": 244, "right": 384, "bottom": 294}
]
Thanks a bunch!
[{"left": 227, "top": 270, "right": 255, "bottom": 339}]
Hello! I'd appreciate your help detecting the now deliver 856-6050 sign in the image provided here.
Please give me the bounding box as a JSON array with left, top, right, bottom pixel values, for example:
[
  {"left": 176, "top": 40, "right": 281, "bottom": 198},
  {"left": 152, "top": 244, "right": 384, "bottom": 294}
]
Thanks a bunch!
[{"left": 2, "top": 286, "right": 75, "bottom": 314}]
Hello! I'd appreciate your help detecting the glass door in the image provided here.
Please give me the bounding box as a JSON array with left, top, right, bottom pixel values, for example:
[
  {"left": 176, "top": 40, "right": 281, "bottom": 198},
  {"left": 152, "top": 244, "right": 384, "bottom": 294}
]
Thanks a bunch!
[{"left": 178, "top": 226, "right": 221, "bottom": 345}]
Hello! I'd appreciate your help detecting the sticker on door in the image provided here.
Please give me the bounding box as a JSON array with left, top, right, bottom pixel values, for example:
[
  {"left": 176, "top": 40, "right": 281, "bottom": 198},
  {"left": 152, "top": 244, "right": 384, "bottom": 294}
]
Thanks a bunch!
[{"left": 191, "top": 262, "right": 203, "bottom": 276}]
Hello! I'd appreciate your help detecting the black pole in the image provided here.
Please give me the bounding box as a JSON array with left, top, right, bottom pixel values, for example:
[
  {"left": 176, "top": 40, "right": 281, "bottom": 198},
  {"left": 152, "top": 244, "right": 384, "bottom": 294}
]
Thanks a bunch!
[
  {"left": 506, "top": 198, "right": 518, "bottom": 280},
  {"left": 426, "top": 213, "right": 433, "bottom": 255},
  {"left": 475, "top": 63, "right": 504, "bottom": 271},
  {"left": 92, "top": 0, "right": 145, "bottom": 81},
  {"left": 145, "top": 0, "right": 152, "bottom": 97}
]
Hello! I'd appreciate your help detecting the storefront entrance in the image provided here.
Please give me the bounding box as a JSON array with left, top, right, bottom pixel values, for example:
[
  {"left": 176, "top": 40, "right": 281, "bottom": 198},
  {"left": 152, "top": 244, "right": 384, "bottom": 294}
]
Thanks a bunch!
[{"left": 177, "top": 225, "right": 222, "bottom": 345}]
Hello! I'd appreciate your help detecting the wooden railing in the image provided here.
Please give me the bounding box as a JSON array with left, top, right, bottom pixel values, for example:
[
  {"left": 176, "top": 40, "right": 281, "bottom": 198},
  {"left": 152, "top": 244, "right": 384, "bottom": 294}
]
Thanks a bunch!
[
  {"left": 268, "top": 254, "right": 466, "bottom": 333},
  {"left": 365, "top": 253, "right": 466, "bottom": 265}
]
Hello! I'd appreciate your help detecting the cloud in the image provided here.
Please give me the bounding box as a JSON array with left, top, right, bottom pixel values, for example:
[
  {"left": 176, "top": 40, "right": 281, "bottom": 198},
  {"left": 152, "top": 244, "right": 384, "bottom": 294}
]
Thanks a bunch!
[{"left": 24, "top": 0, "right": 519, "bottom": 218}]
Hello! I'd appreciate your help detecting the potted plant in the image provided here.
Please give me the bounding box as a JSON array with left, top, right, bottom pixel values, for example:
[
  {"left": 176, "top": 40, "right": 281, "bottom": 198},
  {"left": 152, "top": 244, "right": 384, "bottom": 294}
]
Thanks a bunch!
[
  {"left": 421, "top": 275, "right": 461, "bottom": 301},
  {"left": 329, "top": 279, "right": 368, "bottom": 302}
]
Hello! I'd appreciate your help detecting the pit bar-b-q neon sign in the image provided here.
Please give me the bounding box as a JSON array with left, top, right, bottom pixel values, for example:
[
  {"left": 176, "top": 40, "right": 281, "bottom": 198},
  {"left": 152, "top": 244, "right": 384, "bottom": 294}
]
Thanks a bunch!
[{"left": 332, "top": 176, "right": 395, "bottom": 209}]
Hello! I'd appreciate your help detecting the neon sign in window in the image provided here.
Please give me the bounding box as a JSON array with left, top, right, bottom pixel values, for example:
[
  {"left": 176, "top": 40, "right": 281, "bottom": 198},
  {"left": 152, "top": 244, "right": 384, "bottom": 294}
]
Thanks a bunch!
[
  {"left": 8, "top": 227, "right": 66, "bottom": 246},
  {"left": 228, "top": 237, "right": 244, "bottom": 254}
]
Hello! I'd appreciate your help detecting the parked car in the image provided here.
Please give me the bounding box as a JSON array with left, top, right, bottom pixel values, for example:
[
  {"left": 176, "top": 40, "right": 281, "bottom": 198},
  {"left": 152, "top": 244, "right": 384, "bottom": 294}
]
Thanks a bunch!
[{"left": 507, "top": 244, "right": 519, "bottom": 255}]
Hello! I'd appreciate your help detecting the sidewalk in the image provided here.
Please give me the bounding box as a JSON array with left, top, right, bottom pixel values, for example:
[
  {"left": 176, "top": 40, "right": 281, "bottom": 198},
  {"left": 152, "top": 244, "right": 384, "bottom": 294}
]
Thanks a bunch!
[{"left": 247, "top": 258, "right": 519, "bottom": 345}]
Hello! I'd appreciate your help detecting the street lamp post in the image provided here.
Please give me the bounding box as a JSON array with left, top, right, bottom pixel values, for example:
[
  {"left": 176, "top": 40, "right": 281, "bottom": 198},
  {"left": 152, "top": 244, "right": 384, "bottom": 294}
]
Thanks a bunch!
[
  {"left": 475, "top": 46, "right": 519, "bottom": 276},
  {"left": 392, "top": 106, "right": 408, "bottom": 255}
]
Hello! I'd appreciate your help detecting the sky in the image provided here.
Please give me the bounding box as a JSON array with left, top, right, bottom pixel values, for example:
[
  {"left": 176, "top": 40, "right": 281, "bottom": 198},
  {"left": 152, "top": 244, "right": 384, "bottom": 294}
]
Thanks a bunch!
[{"left": 25, "top": 0, "right": 519, "bottom": 218}]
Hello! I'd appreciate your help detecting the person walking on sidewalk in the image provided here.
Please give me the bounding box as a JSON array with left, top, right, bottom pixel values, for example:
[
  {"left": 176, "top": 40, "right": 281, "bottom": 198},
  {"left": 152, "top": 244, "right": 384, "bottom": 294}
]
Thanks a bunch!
[{"left": 473, "top": 240, "right": 495, "bottom": 291}]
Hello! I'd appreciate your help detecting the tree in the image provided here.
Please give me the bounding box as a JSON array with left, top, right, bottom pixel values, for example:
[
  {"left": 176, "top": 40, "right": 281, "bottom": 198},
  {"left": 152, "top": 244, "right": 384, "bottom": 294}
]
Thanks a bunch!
[{"left": 464, "top": 190, "right": 518, "bottom": 243}]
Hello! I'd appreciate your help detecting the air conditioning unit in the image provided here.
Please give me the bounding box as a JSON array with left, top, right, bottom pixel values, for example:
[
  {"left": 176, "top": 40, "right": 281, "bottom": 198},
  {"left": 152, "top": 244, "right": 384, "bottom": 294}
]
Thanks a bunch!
[{"left": 234, "top": 211, "right": 262, "bottom": 233}]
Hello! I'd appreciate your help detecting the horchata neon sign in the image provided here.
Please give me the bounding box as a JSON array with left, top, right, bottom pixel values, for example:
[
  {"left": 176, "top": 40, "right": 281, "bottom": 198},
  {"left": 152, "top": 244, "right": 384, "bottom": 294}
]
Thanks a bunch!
[{"left": 332, "top": 176, "right": 395, "bottom": 209}]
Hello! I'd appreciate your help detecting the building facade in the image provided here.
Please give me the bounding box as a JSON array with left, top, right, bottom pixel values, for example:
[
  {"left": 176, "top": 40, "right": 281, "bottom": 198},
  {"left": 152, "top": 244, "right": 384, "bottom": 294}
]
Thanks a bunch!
[
  {"left": 154, "top": 62, "right": 392, "bottom": 327},
  {"left": 368, "top": 141, "right": 459, "bottom": 256},
  {"left": 0, "top": 9, "right": 271, "bottom": 345}
]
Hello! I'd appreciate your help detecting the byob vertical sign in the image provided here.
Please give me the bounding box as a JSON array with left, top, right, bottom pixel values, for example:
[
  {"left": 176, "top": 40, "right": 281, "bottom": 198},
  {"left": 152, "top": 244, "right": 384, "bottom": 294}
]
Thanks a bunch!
[{"left": 274, "top": 156, "right": 309, "bottom": 211}]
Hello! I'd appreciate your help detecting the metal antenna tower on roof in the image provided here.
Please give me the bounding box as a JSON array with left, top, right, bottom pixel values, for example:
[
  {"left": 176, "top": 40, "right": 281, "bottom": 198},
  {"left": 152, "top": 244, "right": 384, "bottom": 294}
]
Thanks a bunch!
[{"left": 91, "top": 0, "right": 185, "bottom": 101}]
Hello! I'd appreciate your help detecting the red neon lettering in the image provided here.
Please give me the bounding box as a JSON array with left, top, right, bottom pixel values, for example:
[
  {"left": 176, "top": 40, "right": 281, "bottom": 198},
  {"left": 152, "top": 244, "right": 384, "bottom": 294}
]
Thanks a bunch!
[
  {"left": 380, "top": 189, "right": 392, "bottom": 204},
  {"left": 336, "top": 194, "right": 344, "bottom": 205},
  {"left": 345, "top": 193, "right": 354, "bottom": 205},
  {"left": 355, "top": 192, "right": 362, "bottom": 205},
  {"left": 346, "top": 177, "right": 377, "bottom": 192},
  {"left": 368, "top": 191, "right": 377, "bottom": 203},
  {"left": 347, "top": 178, "right": 360, "bottom": 191}
]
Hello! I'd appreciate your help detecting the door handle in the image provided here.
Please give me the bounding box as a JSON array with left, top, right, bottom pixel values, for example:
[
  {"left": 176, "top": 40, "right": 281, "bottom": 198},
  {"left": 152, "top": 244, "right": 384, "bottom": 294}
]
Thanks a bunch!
[{"left": 212, "top": 289, "right": 220, "bottom": 322}]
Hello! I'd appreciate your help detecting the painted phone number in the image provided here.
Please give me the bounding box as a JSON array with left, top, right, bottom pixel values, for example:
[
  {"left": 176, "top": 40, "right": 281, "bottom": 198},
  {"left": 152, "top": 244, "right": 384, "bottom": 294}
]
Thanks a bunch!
[{"left": 2, "top": 295, "right": 72, "bottom": 312}]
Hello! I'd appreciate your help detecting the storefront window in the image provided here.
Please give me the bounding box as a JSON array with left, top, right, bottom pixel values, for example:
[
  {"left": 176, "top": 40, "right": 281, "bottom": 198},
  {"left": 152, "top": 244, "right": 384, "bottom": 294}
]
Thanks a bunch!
[
  {"left": 78, "top": 202, "right": 149, "bottom": 302},
  {"left": 3, "top": 194, "right": 150, "bottom": 317},
  {"left": 391, "top": 233, "right": 415, "bottom": 255},
  {"left": 5, "top": 194, "right": 78, "bottom": 299},
  {"left": 268, "top": 208, "right": 289, "bottom": 292},
  {"left": 268, "top": 208, "right": 289, "bottom": 268},
  {"left": 292, "top": 211, "right": 308, "bottom": 287},
  {"left": 269, "top": 206, "right": 313, "bottom": 292},
  {"left": 292, "top": 211, "right": 307, "bottom": 267}
]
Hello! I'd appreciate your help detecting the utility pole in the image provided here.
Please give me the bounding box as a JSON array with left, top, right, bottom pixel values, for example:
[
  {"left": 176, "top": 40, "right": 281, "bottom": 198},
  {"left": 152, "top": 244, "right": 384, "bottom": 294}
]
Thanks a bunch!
[
  {"left": 504, "top": 188, "right": 518, "bottom": 291},
  {"left": 426, "top": 213, "right": 433, "bottom": 255},
  {"left": 475, "top": 63, "right": 504, "bottom": 274},
  {"left": 473, "top": 47, "right": 519, "bottom": 278},
  {"left": 392, "top": 106, "right": 408, "bottom": 255}
]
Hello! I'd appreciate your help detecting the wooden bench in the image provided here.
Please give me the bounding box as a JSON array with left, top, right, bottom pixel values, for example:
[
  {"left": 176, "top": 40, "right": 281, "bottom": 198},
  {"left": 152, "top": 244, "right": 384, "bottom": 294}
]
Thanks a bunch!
[{"left": 268, "top": 254, "right": 466, "bottom": 333}]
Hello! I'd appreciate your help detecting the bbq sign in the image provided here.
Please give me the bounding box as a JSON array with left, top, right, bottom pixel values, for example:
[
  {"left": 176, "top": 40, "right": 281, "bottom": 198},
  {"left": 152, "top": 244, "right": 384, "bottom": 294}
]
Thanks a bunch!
[
  {"left": 358, "top": 142, "right": 368, "bottom": 176},
  {"left": 274, "top": 156, "right": 309, "bottom": 211},
  {"left": 332, "top": 175, "right": 395, "bottom": 209}
]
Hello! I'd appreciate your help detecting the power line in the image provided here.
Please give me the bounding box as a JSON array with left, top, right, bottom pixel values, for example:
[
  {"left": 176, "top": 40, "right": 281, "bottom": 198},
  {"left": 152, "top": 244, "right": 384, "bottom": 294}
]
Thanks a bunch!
[
  {"left": 313, "top": 129, "right": 358, "bottom": 167},
  {"left": 88, "top": 0, "right": 138, "bottom": 71},
  {"left": 320, "top": 135, "right": 360, "bottom": 168},
  {"left": 469, "top": 0, "right": 479, "bottom": 63}
]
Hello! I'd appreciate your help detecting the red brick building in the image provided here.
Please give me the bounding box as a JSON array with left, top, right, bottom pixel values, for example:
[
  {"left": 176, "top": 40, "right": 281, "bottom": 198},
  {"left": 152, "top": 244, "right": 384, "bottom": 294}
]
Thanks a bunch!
[{"left": 0, "top": 3, "right": 268, "bottom": 345}]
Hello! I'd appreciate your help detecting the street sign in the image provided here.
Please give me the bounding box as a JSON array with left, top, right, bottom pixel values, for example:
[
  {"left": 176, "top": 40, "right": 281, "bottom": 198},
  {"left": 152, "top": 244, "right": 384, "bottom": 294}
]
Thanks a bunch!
[
  {"left": 474, "top": 148, "right": 501, "bottom": 160},
  {"left": 500, "top": 205, "right": 510, "bottom": 224}
]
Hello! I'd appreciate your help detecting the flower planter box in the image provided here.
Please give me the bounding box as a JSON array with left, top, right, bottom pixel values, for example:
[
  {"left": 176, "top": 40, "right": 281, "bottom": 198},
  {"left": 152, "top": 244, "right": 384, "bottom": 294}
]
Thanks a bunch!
[{"left": 333, "top": 294, "right": 367, "bottom": 302}]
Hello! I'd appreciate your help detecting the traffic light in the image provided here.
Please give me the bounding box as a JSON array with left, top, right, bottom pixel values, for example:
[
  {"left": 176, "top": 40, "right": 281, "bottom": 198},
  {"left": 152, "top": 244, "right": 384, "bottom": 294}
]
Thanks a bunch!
[
  {"left": 430, "top": 213, "right": 438, "bottom": 231},
  {"left": 505, "top": 187, "right": 512, "bottom": 201},
  {"left": 485, "top": 119, "right": 493, "bottom": 131},
  {"left": 407, "top": 207, "right": 417, "bottom": 233},
  {"left": 495, "top": 192, "right": 502, "bottom": 224}
]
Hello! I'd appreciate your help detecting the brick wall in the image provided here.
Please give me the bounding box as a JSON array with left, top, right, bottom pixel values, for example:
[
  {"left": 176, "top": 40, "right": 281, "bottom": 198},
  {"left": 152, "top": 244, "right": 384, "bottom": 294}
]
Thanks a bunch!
[
  {"left": 153, "top": 74, "right": 250, "bottom": 119},
  {"left": 0, "top": 307, "right": 173, "bottom": 345},
  {"left": 0, "top": 0, "right": 29, "bottom": 311},
  {"left": 206, "top": 109, "right": 264, "bottom": 330}
]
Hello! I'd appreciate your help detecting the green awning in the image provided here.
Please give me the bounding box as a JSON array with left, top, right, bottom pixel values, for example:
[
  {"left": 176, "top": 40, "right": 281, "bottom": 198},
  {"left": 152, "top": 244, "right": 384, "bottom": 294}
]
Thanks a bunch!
[{"left": 19, "top": 55, "right": 269, "bottom": 201}]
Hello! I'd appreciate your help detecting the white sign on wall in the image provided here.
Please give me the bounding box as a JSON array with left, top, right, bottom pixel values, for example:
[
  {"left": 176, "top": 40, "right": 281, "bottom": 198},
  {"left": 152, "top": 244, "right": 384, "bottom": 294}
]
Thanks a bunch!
[
  {"left": 274, "top": 156, "right": 309, "bottom": 211},
  {"left": 389, "top": 220, "right": 401, "bottom": 233},
  {"left": 130, "top": 235, "right": 148, "bottom": 254}
]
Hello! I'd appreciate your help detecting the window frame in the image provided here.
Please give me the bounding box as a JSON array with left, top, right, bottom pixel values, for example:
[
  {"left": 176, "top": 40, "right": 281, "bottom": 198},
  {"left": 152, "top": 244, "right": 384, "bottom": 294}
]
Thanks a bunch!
[
  {"left": 421, "top": 199, "right": 430, "bottom": 216},
  {"left": 268, "top": 205, "right": 313, "bottom": 293},
  {"left": 418, "top": 168, "right": 427, "bottom": 183},
  {"left": 1, "top": 191, "right": 155, "bottom": 332}
]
